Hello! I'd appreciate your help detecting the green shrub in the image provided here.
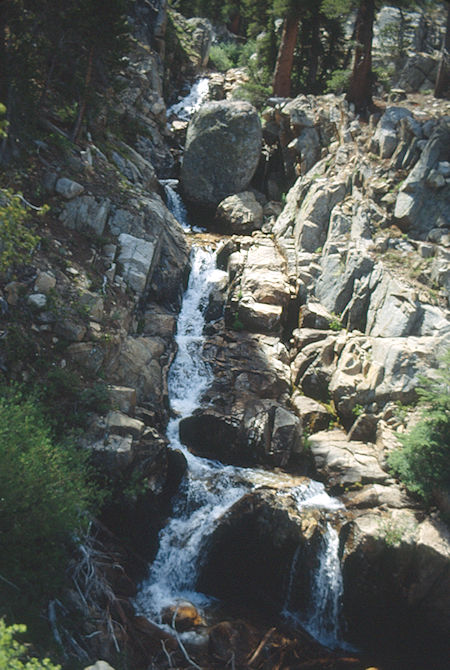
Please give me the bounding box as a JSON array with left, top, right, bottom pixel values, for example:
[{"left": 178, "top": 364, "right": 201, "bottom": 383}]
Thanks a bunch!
[
  {"left": 208, "top": 44, "right": 234, "bottom": 72},
  {"left": 388, "top": 350, "right": 450, "bottom": 503},
  {"left": 0, "top": 621, "right": 60, "bottom": 670},
  {"left": 373, "top": 65, "right": 394, "bottom": 93},
  {"left": 38, "top": 369, "right": 110, "bottom": 438},
  {"left": 0, "top": 387, "right": 93, "bottom": 601},
  {"left": 325, "top": 68, "right": 351, "bottom": 94},
  {"left": 0, "top": 190, "right": 40, "bottom": 275},
  {"left": 232, "top": 81, "right": 271, "bottom": 109},
  {"left": 231, "top": 311, "right": 244, "bottom": 331},
  {"left": 0, "top": 104, "right": 8, "bottom": 139},
  {"left": 329, "top": 314, "right": 343, "bottom": 331}
]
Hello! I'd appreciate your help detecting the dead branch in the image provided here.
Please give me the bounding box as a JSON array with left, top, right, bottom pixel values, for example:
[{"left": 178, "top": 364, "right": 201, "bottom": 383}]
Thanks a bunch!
[
  {"left": 247, "top": 627, "right": 276, "bottom": 666},
  {"left": 161, "top": 639, "right": 174, "bottom": 668},
  {"left": 170, "top": 607, "right": 203, "bottom": 670}
]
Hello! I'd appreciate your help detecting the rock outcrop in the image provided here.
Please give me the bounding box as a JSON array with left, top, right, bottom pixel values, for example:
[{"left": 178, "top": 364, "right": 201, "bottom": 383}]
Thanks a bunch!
[
  {"left": 198, "top": 485, "right": 329, "bottom": 612},
  {"left": 342, "top": 511, "right": 450, "bottom": 663},
  {"left": 180, "top": 100, "right": 262, "bottom": 207}
]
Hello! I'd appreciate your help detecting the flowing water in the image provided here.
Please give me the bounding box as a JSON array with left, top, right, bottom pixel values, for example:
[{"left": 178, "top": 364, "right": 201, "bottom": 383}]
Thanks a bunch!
[
  {"left": 135, "top": 245, "right": 348, "bottom": 650},
  {"left": 160, "top": 179, "right": 204, "bottom": 233},
  {"left": 167, "top": 77, "right": 210, "bottom": 121}
]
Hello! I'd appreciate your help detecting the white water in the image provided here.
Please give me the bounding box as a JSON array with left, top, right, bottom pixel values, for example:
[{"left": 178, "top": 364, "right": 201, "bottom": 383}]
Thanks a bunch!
[
  {"left": 135, "top": 245, "right": 348, "bottom": 650},
  {"left": 305, "top": 523, "right": 344, "bottom": 648},
  {"left": 163, "top": 180, "right": 189, "bottom": 230},
  {"left": 167, "top": 77, "right": 210, "bottom": 121},
  {"left": 161, "top": 179, "right": 204, "bottom": 233}
]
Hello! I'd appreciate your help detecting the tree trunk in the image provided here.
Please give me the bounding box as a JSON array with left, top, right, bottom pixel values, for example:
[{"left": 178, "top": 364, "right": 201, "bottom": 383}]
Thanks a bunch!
[
  {"left": 71, "top": 46, "right": 94, "bottom": 143},
  {"left": 229, "top": 12, "right": 241, "bottom": 36},
  {"left": 346, "top": 0, "right": 375, "bottom": 112},
  {"left": 0, "top": 0, "right": 8, "bottom": 104},
  {"left": 435, "top": 1, "right": 450, "bottom": 99},
  {"left": 272, "top": 14, "right": 300, "bottom": 98},
  {"left": 306, "top": 5, "right": 321, "bottom": 93}
]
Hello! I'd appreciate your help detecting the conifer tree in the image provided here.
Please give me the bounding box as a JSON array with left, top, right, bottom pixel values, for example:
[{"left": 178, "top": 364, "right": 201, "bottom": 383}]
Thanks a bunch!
[{"left": 435, "top": 0, "right": 450, "bottom": 98}]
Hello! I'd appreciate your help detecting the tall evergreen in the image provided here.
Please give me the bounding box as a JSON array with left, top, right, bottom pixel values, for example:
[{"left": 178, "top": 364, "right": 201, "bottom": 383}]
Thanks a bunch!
[{"left": 0, "top": 0, "right": 129, "bottom": 155}]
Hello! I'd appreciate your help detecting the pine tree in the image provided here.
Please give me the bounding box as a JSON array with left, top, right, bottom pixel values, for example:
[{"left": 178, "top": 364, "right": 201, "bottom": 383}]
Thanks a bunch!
[
  {"left": 435, "top": 0, "right": 450, "bottom": 98},
  {"left": 272, "top": 3, "right": 301, "bottom": 97},
  {"left": 346, "top": 0, "right": 376, "bottom": 111}
]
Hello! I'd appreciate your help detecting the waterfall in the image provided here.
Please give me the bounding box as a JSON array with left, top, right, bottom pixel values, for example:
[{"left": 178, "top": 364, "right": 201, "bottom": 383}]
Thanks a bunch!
[
  {"left": 304, "top": 523, "right": 345, "bottom": 649},
  {"left": 135, "top": 247, "right": 250, "bottom": 620},
  {"left": 281, "top": 482, "right": 347, "bottom": 649},
  {"left": 167, "top": 77, "right": 210, "bottom": 121},
  {"left": 161, "top": 179, "right": 190, "bottom": 231},
  {"left": 161, "top": 179, "right": 204, "bottom": 233},
  {"left": 135, "top": 245, "right": 349, "bottom": 650}
]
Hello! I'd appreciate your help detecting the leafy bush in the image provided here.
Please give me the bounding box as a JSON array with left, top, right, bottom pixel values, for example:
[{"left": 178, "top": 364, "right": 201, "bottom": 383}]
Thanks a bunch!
[
  {"left": 0, "top": 621, "right": 60, "bottom": 670},
  {"left": 0, "top": 190, "right": 40, "bottom": 275},
  {"left": 388, "top": 350, "right": 450, "bottom": 503},
  {"left": 325, "top": 68, "right": 351, "bottom": 94},
  {"left": 38, "top": 368, "right": 110, "bottom": 439},
  {"left": 373, "top": 65, "right": 394, "bottom": 93},
  {"left": 0, "top": 103, "right": 8, "bottom": 139},
  {"left": 208, "top": 43, "right": 236, "bottom": 72},
  {"left": 232, "top": 80, "right": 271, "bottom": 109},
  {"left": 0, "top": 387, "right": 93, "bottom": 601}
]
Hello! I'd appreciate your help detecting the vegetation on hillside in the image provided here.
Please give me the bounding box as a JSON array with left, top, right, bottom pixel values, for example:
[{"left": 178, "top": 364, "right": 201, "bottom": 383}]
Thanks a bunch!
[
  {"left": 388, "top": 350, "right": 450, "bottom": 504},
  {"left": 0, "top": 621, "right": 60, "bottom": 670},
  {"left": 0, "top": 387, "right": 94, "bottom": 615},
  {"left": 0, "top": 0, "right": 130, "bottom": 159},
  {"left": 172, "top": 0, "right": 446, "bottom": 109}
]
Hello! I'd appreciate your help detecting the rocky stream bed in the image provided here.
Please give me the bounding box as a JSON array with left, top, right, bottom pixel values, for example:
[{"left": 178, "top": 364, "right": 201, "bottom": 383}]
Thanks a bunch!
[{"left": 2, "top": 4, "right": 450, "bottom": 669}]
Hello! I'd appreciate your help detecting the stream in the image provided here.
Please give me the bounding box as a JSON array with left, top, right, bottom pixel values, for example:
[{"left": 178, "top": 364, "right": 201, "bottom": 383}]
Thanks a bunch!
[
  {"left": 135, "top": 245, "right": 348, "bottom": 651},
  {"left": 135, "top": 77, "right": 350, "bottom": 654}
]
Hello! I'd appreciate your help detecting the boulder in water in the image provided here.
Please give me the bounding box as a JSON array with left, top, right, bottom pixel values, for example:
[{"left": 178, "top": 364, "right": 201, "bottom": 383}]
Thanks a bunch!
[
  {"left": 197, "top": 487, "right": 326, "bottom": 612},
  {"left": 180, "top": 100, "right": 262, "bottom": 208}
]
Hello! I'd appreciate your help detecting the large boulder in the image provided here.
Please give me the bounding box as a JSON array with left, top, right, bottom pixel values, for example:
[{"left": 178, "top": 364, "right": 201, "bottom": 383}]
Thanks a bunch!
[
  {"left": 198, "top": 487, "right": 327, "bottom": 612},
  {"left": 341, "top": 511, "right": 450, "bottom": 665},
  {"left": 308, "top": 428, "right": 389, "bottom": 489},
  {"left": 214, "top": 191, "right": 263, "bottom": 234},
  {"left": 105, "top": 335, "right": 167, "bottom": 411},
  {"left": 227, "top": 235, "right": 291, "bottom": 334},
  {"left": 371, "top": 106, "right": 413, "bottom": 159},
  {"left": 179, "top": 400, "right": 302, "bottom": 467},
  {"left": 180, "top": 100, "right": 262, "bottom": 208},
  {"left": 117, "top": 233, "right": 157, "bottom": 296}
]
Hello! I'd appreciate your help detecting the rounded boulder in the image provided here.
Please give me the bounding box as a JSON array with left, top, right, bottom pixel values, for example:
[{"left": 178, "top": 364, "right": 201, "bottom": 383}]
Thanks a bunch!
[{"left": 180, "top": 100, "right": 262, "bottom": 208}]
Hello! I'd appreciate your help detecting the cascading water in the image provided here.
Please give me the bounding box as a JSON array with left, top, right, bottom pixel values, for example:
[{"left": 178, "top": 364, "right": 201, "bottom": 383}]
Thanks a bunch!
[
  {"left": 167, "top": 77, "right": 210, "bottom": 121},
  {"left": 161, "top": 179, "right": 189, "bottom": 231},
  {"left": 304, "top": 523, "right": 345, "bottom": 648},
  {"left": 161, "top": 179, "right": 204, "bottom": 233},
  {"left": 280, "top": 481, "right": 346, "bottom": 649},
  {"left": 135, "top": 246, "right": 349, "bottom": 650},
  {"left": 135, "top": 247, "right": 252, "bottom": 620}
]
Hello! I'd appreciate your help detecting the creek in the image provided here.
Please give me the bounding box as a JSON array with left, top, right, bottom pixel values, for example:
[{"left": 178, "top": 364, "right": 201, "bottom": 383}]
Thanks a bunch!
[
  {"left": 135, "top": 77, "right": 352, "bottom": 656},
  {"left": 134, "top": 244, "right": 350, "bottom": 652}
]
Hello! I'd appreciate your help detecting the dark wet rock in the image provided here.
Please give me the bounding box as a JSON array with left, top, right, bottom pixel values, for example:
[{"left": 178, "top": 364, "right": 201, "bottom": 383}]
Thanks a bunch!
[
  {"left": 198, "top": 487, "right": 326, "bottom": 612},
  {"left": 341, "top": 511, "right": 450, "bottom": 664},
  {"left": 179, "top": 400, "right": 302, "bottom": 468}
]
